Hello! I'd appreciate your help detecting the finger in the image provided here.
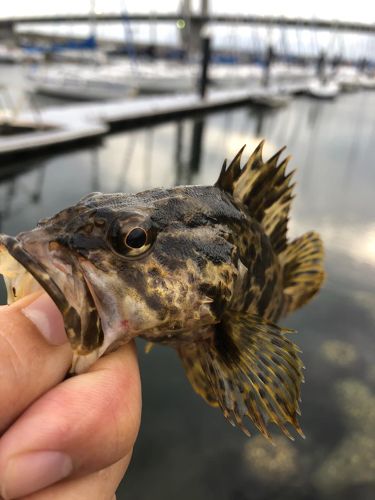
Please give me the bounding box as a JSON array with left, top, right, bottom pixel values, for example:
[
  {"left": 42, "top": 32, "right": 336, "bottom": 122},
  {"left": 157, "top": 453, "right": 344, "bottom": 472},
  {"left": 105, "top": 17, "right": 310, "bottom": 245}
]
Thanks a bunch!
[
  {"left": 23, "top": 455, "right": 130, "bottom": 500},
  {"left": 0, "top": 293, "right": 72, "bottom": 432},
  {"left": 0, "top": 342, "right": 141, "bottom": 500}
]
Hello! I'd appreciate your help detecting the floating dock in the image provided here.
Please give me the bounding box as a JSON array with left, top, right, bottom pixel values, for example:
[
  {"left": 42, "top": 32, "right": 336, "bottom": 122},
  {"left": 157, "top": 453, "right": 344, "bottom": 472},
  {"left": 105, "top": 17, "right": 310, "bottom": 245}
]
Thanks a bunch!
[{"left": 0, "top": 86, "right": 293, "bottom": 160}]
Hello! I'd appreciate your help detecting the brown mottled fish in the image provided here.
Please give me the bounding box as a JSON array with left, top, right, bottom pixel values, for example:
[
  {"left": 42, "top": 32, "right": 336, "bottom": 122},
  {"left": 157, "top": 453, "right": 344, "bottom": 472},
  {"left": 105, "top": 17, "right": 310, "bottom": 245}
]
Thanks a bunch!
[{"left": 0, "top": 141, "right": 324, "bottom": 439}]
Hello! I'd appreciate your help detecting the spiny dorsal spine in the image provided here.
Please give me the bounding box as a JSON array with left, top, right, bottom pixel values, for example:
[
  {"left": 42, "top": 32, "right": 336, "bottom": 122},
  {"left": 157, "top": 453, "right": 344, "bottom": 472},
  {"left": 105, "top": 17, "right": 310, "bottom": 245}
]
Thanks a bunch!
[{"left": 215, "top": 140, "right": 296, "bottom": 254}]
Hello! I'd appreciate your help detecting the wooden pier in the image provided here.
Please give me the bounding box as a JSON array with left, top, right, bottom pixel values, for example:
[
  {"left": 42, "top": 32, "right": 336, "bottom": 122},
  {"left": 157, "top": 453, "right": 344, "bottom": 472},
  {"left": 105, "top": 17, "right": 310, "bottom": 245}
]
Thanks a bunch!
[{"left": 0, "top": 87, "right": 293, "bottom": 160}]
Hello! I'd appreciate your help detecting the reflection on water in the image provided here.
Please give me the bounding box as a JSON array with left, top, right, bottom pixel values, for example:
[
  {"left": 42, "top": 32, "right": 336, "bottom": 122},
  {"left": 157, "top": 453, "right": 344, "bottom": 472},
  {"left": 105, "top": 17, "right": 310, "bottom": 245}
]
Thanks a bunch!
[
  {"left": 353, "top": 290, "right": 375, "bottom": 323},
  {"left": 314, "top": 379, "right": 375, "bottom": 494},
  {"left": 244, "top": 436, "right": 299, "bottom": 482},
  {"left": 321, "top": 340, "right": 358, "bottom": 367},
  {"left": 0, "top": 92, "right": 375, "bottom": 500}
]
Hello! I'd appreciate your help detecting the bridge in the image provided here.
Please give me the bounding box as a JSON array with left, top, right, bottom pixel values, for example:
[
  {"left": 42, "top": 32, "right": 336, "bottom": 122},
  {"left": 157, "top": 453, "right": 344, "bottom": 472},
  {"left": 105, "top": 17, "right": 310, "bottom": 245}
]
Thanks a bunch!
[{"left": 1, "top": 14, "right": 375, "bottom": 34}]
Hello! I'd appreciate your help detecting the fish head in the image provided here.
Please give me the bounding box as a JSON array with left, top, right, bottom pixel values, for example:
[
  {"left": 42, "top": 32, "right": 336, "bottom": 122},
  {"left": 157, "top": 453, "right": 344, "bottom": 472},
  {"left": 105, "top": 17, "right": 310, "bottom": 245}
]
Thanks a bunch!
[{"left": 0, "top": 187, "right": 242, "bottom": 372}]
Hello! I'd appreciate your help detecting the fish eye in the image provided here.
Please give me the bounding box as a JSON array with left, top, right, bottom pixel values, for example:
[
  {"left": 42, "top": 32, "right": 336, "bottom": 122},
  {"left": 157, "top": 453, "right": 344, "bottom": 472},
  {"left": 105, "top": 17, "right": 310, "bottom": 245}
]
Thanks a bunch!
[
  {"left": 125, "top": 227, "right": 147, "bottom": 249},
  {"left": 108, "top": 219, "right": 155, "bottom": 259}
]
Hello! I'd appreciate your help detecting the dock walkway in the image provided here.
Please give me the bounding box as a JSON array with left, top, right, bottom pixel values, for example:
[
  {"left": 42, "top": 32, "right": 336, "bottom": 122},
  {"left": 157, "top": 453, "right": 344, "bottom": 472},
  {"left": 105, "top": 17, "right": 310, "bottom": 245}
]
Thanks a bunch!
[{"left": 0, "top": 87, "right": 291, "bottom": 159}]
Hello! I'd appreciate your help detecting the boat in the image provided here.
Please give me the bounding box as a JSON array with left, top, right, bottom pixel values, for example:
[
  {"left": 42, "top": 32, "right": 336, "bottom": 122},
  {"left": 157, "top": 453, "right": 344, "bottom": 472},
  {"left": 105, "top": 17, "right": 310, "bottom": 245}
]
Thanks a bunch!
[
  {"left": 126, "top": 61, "right": 197, "bottom": 94},
  {"left": 29, "top": 60, "right": 198, "bottom": 100},
  {"left": 248, "top": 90, "right": 291, "bottom": 108},
  {"left": 210, "top": 64, "right": 262, "bottom": 88},
  {"left": 28, "top": 64, "right": 136, "bottom": 101},
  {"left": 305, "top": 79, "right": 340, "bottom": 99},
  {"left": 0, "top": 43, "right": 44, "bottom": 64},
  {"left": 0, "top": 45, "right": 24, "bottom": 64}
]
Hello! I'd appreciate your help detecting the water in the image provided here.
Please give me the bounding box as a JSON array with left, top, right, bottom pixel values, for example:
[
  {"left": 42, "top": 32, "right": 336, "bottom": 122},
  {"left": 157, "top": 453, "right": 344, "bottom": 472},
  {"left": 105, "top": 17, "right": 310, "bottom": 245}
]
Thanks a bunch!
[{"left": 1, "top": 70, "right": 375, "bottom": 499}]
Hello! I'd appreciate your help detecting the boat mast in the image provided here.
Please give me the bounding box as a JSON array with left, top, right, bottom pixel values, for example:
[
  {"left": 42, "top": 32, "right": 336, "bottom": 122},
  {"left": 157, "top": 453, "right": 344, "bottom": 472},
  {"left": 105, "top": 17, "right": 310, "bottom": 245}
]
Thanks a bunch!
[{"left": 89, "top": 0, "right": 97, "bottom": 43}]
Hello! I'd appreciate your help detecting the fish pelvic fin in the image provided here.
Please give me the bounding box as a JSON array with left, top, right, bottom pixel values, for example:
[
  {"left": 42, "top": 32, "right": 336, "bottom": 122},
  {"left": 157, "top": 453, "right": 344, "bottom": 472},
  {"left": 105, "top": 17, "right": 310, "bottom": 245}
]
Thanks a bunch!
[
  {"left": 215, "top": 141, "right": 295, "bottom": 254},
  {"left": 178, "top": 312, "right": 304, "bottom": 440},
  {"left": 280, "top": 231, "right": 325, "bottom": 315}
]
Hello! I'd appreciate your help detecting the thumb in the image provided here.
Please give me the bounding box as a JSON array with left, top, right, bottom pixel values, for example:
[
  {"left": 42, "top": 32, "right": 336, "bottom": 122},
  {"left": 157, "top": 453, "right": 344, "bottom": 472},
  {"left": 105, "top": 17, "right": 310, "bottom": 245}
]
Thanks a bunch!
[
  {"left": 0, "top": 293, "right": 72, "bottom": 432},
  {"left": 21, "top": 292, "right": 68, "bottom": 346}
]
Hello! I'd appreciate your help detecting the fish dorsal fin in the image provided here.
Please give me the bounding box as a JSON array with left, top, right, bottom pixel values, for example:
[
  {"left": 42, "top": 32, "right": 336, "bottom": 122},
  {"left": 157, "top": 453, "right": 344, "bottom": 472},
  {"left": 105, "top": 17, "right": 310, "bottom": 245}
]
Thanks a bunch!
[
  {"left": 215, "top": 141, "right": 295, "bottom": 254},
  {"left": 178, "top": 312, "right": 304, "bottom": 440}
]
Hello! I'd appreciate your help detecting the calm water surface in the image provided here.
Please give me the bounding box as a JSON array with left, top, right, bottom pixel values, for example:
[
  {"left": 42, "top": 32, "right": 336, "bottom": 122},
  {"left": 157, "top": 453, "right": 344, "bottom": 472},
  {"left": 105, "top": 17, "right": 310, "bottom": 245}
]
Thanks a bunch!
[{"left": 0, "top": 68, "right": 374, "bottom": 499}]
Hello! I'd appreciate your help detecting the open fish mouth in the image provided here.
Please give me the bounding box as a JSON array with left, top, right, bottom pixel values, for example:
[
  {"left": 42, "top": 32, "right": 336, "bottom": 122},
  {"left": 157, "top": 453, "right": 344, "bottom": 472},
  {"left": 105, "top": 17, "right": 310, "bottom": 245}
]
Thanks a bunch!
[
  {"left": 0, "top": 234, "right": 68, "bottom": 307},
  {"left": 0, "top": 232, "right": 103, "bottom": 369}
]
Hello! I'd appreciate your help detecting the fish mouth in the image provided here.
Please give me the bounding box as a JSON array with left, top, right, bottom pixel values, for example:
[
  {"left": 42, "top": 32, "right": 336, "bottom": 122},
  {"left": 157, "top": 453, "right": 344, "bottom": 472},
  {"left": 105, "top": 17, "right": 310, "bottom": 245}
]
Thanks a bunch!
[{"left": 0, "top": 231, "right": 103, "bottom": 364}]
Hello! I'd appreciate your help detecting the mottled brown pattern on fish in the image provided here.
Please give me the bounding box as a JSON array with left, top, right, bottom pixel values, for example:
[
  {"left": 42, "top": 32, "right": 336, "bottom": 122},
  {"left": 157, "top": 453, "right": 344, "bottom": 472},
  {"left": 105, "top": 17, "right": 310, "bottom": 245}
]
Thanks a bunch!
[
  {"left": 227, "top": 216, "right": 283, "bottom": 322},
  {"left": 0, "top": 141, "right": 325, "bottom": 440},
  {"left": 134, "top": 257, "right": 218, "bottom": 342}
]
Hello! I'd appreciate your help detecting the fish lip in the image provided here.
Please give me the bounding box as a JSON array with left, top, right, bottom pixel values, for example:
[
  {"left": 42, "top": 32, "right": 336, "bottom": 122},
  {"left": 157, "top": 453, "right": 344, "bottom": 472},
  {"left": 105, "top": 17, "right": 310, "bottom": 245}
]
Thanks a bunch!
[
  {"left": 0, "top": 233, "right": 103, "bottom": 357},
  {"left": 0, "top": 233, "right": 69, "bottom": 311}
]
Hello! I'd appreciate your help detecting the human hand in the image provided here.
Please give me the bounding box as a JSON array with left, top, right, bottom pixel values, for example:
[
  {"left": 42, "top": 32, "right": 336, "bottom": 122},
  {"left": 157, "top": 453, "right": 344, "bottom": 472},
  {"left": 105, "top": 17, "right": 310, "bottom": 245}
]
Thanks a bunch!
[{"left": 0, "top": 292, "right": 141, "bottom": 499}]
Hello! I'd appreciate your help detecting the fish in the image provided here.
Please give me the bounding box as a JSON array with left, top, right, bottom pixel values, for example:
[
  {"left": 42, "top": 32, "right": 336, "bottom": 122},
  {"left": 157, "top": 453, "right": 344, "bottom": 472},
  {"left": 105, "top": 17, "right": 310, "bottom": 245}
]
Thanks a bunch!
[{"left": 0, "top": 141, "right": 324, "bottom": 439}]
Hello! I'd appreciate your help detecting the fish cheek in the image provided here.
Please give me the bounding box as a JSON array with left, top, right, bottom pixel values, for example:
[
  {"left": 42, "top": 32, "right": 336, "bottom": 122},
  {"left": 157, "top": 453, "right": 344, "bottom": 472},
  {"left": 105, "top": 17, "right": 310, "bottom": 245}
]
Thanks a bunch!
[
  {"left": 118, "top": 262, "right": 170, "bottom": 324},
  {"left": 136, "top": 257, "right": 193, "bottom": 322},
  {"left": 81, "top": 245, "right": 166, "bottom": 331}
]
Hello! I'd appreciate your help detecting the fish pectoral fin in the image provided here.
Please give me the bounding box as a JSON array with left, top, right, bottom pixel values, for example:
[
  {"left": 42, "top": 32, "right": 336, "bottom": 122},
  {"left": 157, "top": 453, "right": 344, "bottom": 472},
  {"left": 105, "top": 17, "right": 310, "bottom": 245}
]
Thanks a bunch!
[
  {"left": 178, "top": 313, "right": 304, "bottom": 440},
  {"left": 281, "top": 231, "right": 325, "bottom": 315}
]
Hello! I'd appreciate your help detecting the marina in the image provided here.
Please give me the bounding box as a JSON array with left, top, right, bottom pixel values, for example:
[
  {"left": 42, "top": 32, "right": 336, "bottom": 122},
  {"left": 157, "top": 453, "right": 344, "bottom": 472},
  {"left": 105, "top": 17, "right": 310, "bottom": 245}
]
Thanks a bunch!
[
  {"left": 0, "top": 3, "right": 375, "bottom": 500},
  {"left": 1, "top": 62, "right": 374, "bottom": 160},
  {"left": 0, "top": 85, "right": 302, "bottom": 159},
  {"left": 1, "top": 6, "right": 375, "bottom": 162},
  {"left": 1, "top": 88, "right": 374, "bottom": 500}
]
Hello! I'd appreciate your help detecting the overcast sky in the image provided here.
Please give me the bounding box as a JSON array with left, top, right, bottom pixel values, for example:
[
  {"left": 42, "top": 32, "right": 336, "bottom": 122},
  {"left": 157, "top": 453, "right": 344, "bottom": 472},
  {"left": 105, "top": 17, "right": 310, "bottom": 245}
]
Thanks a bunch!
[{"left": 1, "top": 0, "right": 375, "bottom": 23}]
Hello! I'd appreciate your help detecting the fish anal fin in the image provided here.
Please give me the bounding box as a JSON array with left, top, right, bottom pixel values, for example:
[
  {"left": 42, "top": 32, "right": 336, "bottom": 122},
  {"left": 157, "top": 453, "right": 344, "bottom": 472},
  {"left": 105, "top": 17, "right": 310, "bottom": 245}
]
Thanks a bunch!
[
  {"left": 281, "top": 231, "right": 325, "bottom": 315},
  {"left": 144, "top": 341, "right": 154, "bottom": 354},
  {"left": 178, "top": 313, "right": 304, "bottom": 439}
]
